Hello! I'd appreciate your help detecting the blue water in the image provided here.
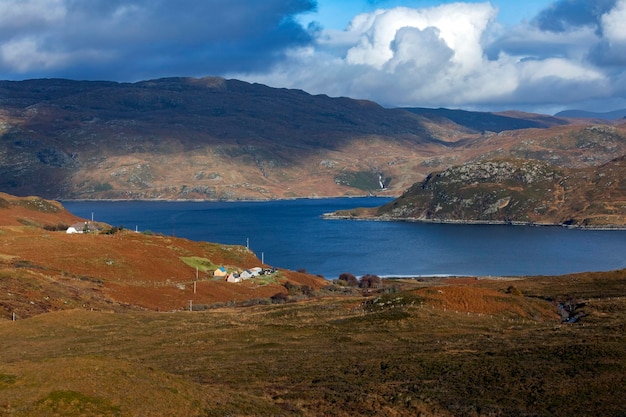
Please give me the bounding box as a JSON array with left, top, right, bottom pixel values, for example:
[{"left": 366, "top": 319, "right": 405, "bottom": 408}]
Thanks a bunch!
[{"left": 62, "top": 197, "right": 626, "bottom": 279}]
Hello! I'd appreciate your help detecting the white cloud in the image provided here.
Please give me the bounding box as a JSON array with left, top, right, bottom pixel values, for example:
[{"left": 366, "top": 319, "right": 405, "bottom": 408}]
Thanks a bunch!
[
  {"left": 0, "top": 0, "right": 66, "bottom": 29},
  {"left": 601, "top": 0, "right": 626, "bottom": 42},
  {"left": 0, "top": 38, "right": 67, "bottom": 72},
  {"left": 343, "top": 4, "right": 496, "bottom": 72},
  {"left": 235, "top": 2, "right": 623, "bottom": 111}
]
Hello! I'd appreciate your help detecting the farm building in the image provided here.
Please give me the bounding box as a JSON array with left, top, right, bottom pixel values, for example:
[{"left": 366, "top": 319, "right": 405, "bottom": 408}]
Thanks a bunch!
[{"left": 213, "top": 267, "right": 228, "bottom": 278}]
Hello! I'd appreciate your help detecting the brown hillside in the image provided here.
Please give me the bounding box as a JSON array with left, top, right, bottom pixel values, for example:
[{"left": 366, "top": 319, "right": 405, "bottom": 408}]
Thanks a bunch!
[
  {"left": 0, "top": 194, "right": 326, "bottom": 319},
  {"left": 6, "top": 77, "right": 626, "bottom": 201},
  {"left": 0, "top": 192, "right": 82, "bottom": 227},
  {"left": 416, "top": 284, "right": 557, "bottom": 319}
]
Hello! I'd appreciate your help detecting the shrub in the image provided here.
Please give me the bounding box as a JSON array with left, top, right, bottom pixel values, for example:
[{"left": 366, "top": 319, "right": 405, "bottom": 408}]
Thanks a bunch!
[
  {"left": 270, "top": 292, "right": 288, "bottom": 304},
  {"left": 506, "top": 285, "right": 523, "bottom": 296},
  {"left": 284, "top": 282, "right": 315, "bottom": 297},
  {"left": 338, "top": 272, "right": 358, "bottom": 287},
  {"left": 43, "top": 223, "right": 69, "bottom": 232},
  {"left": 360, "top": 274, "right": 381, "bottom": 288}
]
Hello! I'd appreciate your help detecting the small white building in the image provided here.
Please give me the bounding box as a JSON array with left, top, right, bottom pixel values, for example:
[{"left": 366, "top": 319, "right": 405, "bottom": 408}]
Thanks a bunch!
[
  {"left": 66, "top": 221, "right": 98, "bottom": 234},
  {"left": 239, "top": 270, "right": 253, "bottom": 280},
  {"left": 226, "top": 273, "right": 241, "bottom": 283}
]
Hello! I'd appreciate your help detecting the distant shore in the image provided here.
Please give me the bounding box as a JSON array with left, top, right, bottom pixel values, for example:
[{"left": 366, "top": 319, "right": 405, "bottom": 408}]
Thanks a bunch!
[
  {"left": 379, "top": 275, "right": 523, "bottom": 281},
  {"left": 59, "top": 195, "right": 396, "bottom": 203},
  {"left": 322, "top": 212, "right": 626, "bottom": 230}
]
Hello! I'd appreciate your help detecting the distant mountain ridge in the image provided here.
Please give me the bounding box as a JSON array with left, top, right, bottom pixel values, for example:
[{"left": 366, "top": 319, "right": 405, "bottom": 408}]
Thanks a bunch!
[
  {"left": 1, "top": 77, "right": 626, "bottom": 200},
  {"left": 404, "top": 107, "right": 568, "bottom": 132},
  {"left": 555, "top": 109, "right": 626, "bottom": 120}
]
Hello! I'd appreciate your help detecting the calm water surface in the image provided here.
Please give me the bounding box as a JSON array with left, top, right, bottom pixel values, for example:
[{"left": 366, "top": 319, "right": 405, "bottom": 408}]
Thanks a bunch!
[{"left": 63, "top": 198, "right": 626, "bottom": 279}]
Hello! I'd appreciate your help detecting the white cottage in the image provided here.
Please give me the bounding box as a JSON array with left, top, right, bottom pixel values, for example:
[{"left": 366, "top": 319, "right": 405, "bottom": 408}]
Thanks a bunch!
[{"left": 66, "top": 221, "right": 98, "bottom": 234}]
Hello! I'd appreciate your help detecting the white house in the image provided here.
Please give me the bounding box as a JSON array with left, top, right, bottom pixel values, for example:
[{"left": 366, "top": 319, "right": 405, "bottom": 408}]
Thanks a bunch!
[
  {"left": 240, "top": 270, "right": 253, "bottom": 280},
  {"left": 66, "top": 221, "right": 99, "bottom": 234}
]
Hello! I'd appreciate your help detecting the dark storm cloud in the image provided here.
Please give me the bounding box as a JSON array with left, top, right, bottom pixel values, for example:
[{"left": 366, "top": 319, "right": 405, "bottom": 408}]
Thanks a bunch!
[{"left": 0, "top": 0, "right": 317, "bottom": 80}]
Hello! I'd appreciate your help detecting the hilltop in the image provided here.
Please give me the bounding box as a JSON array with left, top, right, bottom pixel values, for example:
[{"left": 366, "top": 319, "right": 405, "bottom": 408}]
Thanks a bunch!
[
  {"left": 328, "top": 155, "right": 626, "bottom": 227},
  {"left": 4, "top": 77, "right": 626, "bottom": 201}
]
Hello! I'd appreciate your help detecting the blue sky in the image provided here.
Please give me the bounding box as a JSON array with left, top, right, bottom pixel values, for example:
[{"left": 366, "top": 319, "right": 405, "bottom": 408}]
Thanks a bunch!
[
  {"left": 2, "top": 0, "right": 626, "bottom": 113},
  {"left": 311, "top": 0, "right": 549, "bottom": 29}
]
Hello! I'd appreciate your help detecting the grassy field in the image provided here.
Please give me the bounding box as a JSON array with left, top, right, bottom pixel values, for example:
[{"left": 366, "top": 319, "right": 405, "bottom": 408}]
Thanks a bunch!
[{"left": 1, "top": 272, "right": 625, "bottom": 416}]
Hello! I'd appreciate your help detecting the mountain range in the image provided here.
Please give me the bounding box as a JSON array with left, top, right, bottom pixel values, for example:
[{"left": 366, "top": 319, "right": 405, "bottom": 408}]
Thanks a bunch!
[
  {"left": 555, "top": 108, "right": 626, "bottom": 120},
  {"left": 3, "top": 77, "right": 625, "bottom": 201}
]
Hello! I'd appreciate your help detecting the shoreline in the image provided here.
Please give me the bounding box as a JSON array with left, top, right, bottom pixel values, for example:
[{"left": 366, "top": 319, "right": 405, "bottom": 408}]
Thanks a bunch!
[
  {"left": 378, "top": 275, "right": 523, "bottom": 281},
  {"left": 322, "top": 213, "right": 626, "bottom": 231},
  {"left": 59, "top": 195, "right": 396, "bottom": 203}
]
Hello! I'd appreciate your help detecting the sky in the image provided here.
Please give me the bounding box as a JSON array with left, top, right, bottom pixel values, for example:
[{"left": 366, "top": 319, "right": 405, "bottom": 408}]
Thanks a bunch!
[{"left": 2, "top": 0, "right": 626, "bottom": 113}]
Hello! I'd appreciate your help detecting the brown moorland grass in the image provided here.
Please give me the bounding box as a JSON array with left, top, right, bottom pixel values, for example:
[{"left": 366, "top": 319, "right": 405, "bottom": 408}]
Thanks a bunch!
[{"left": 1, "top": 272, "right": 625, "bottom": 416}]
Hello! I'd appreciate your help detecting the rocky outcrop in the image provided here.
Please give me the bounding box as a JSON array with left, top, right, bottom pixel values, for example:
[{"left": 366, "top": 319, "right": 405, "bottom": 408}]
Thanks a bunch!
[{"left": 332, "top": 157, "right": 626, "bottom": 228}]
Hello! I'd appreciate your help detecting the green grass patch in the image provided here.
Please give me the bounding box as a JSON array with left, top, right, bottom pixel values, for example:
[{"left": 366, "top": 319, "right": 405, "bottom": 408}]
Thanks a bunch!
[
  {"left": 334, "top": 170, "right": 382, "bottom": 191},
  {"left": 179, "top": 256, "right": 219, "bottom": 272},
  {"left": 252, "top": 272, "right": 282, "bottom": 285},
  {"left": 33, "top": 390, "right": 122, "bottom": 417},
  {"left": 0, "top": 373, "right": 17, "bottom": 386},
  {"left": 92, "top": 182, "right": 113, "bottom": 192}
]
